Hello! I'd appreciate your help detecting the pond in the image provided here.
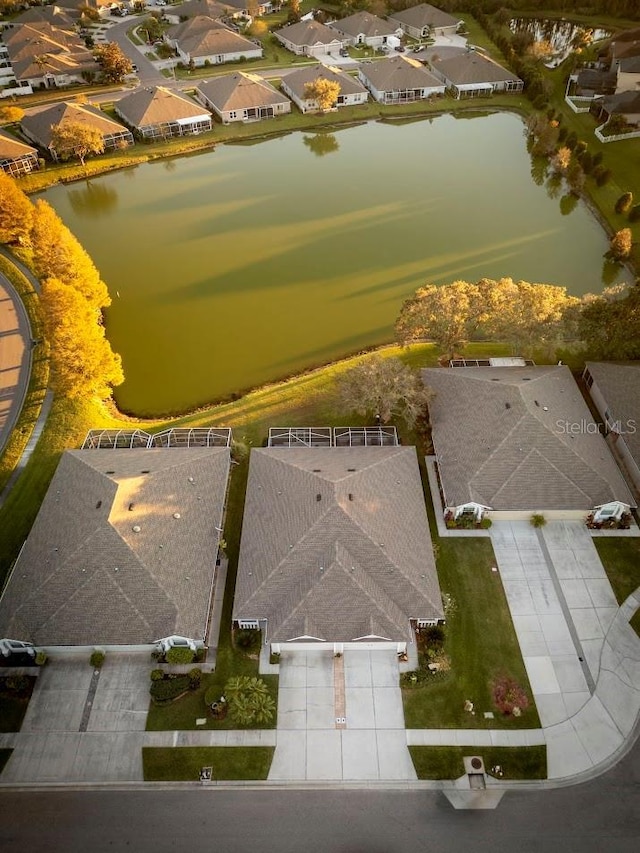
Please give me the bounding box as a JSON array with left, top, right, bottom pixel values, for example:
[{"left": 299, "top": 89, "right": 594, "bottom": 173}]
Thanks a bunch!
[
  {"left": 509, "top": 17, "right": 611, "bottom": 66},
  {"left": 39, "top": 112, "right": 631, "bottom": 416}
]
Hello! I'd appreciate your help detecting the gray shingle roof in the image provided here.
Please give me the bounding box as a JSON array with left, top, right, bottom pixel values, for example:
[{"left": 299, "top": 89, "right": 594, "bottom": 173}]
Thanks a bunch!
[
  {"left": 328, "top": 11, "right": 399, "bottom": 39},
  {"left": 22, "top": 102, "right": 128, "bottom": 149},
  {"left": 167, "top": 16, "right": 259, "bottom": 58},
  {"left": 0, "top": 129, "right": 37, "bottom": 161},
  {"left": 585, "top": 362, "right": 640, "bottom": 468},
  {"left": 423, "top": 365, "right": 635, "bottom": 511},
  {"left": 274, "top": 19, "right": 344, "bottom": 48},
  {"left": 282, "top": 64, "right": 367, "bottom": 98},
  {"left": 115, "top": 86, "right": 210, "bottom": 128},
  {"left": 0, "top": 448, "right": 230, "bottom": 646},
  {"left": 233, "top": 446, "right": 443, "bottom": 643},
  {"left": 389, "top": 4, "right": 461, "bottom": 31},
  {"left": 359, "top": 54, "right": 443, "bottom": 90},
  {"left": 430, "top": 51, "right": 521, "bottom": 85},
  {"left": 197, "top": 72, "right": 288, "bottom": 112},
  {"left": 176, "top": 0, "right": 233, "bottom": 20}
]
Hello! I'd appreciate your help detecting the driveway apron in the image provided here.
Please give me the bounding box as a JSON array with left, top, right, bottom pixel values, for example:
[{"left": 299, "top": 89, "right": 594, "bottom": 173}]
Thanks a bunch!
[{"left": 268, "top": 649, "right": 416, "bottom": 781}]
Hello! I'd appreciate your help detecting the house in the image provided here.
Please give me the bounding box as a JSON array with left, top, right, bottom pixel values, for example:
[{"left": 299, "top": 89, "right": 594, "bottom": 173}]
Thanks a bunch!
[
  {"left": 592, "top": 90, "right": 640, "bottom": 128},
  {"left": 114, "top": 86, "right": 212, "bottom": 139},
  {"left": 429, "top": 49, "right": 523, "bottom": 98},
  {"left": 13, "top": 5, "right": 80, "bottom": 32},
  {"left": 169, "top": 0, "right": 235, "bottom": 22},
  {"left": 388, "top": 4, "right": 463, "bottom": 40},
  {"left": 165, "top": 16, "right": 262, "bottom": 67},
  {"left": 0, "top": 129, "right": 39, "bottom": 176},
  {"left": 233, "top": 439, "right": 444, "bottom": 653},
  {"left": 196, "top": 72, "right": 290, "bottom": 123},
  {"left": 274, "top": 19, "right": 346, "bottom": 57},
  {"left": 2, "top": 21, "right": 99, "bottom": 88},
  {"left": 281, "top": 64, "right": 367, "bottom": 113},
  {"left": 583, "top": 362, "right": 640, "bottom": 496},
  {"left": 222, "top": 0, "right": 278, "bottom": 16},
  {"left": 0, "top": 440, "right": 231, "bottom": 651},
  {"left": 422, "top": 363, "right": 635, "bottom": 523},
  {"left": 357, "top": 54, "right": 445, "bottom": 105},
  {"left": 21, "top": 101, "right": 133, "bottom": 160},
  {"left": 327, "top": 11, "right": 402, "bottom": 49}
]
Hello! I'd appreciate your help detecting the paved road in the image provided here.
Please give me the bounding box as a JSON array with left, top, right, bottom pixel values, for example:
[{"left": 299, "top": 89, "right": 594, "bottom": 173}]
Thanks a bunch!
[
  {"left": 1, "top": 735, "right": 639, "bottom": 853},
  {"left": 0, "top": 272, "right": 31, "bottom": 456}
]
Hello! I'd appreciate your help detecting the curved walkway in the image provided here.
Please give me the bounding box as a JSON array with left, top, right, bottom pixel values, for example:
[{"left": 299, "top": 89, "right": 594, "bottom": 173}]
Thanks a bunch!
[{"left": 0, "top": 271, "right": 31, "bottom": 457}]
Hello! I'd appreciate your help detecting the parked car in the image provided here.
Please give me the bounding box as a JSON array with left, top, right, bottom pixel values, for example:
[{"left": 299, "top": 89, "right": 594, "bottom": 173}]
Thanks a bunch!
[
  {"left": 395, "top": 45, "right": 406, "bottom": 52},
  {"left": 339, "top": 48, "right": 349, "bottom": 57}
]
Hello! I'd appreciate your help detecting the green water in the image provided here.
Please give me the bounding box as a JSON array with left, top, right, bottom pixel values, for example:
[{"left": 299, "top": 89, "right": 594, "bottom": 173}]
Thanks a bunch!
[{"left": 40, "top": 113, "right": 631, "bottom": 416}]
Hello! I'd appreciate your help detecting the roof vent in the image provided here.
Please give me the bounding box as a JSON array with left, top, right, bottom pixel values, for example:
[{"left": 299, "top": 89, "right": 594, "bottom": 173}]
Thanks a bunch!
[
  {"left": 316, "top": 493, "right": 322, "bottom": 501},
  {"left": 173, "top": 512, "right": 181, "bottom": 519},
  {"left": 141, "top": 469, "right": 150, "bottom": 474},
  {"left": 312, "top": 468, "right": 322, "bottom": 472},
  {"left": 505, "top": 403, "right": 511, "bottom": 409},
  {"left": 347, "top": 468, "right": 356, "bottom": 472},
  {"left": 348, "top": 493, "right": 354, "bottom": 501},
  {"left": 128, "top": 503, "right": 135, "bottom": 511},
  {"left": 188, "top": 477, "right": 194, "bottom": 483},
  {"left": 96, "top": 500, "right": 102, "bottom": 509},
  {"left": 543, "top": 406, "right": 549, "bottom": 411},
  {"left": 132, "top": 525, "right": 141, "bottom": 533},
  {"left": 534, "top": 400, "right": 540, "bottom": 407},
  {"left": 106, "top": 470, "right": 115, "bottom": 474}
]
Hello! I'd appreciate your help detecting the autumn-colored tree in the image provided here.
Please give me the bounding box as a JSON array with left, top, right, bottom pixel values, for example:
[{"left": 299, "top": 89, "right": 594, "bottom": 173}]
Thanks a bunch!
[
  {"left": 614, "top": 192, "right": 633, "bottom": 215},
  {"left": 337, "top": 356, "right": 433, "bottom": 428},
  {"left": 0, "top": 172, "right": 32, "bottom": 246},
  {"left": 31, "top": 200, "right": 110, "bottom": 308},
  {"left": 481, "top": 278, "right": 581, "bottom": 356},
  {"left": 40, "top": 276, "right": 123, "bottom": 399},
  {"left": 395, "top": 280, "right": 483, "bottom": 359},
  {"left": 287, "top": 0, "right": 301, "bottom": 23},
  {"left": 248, "top": 19, "right": 268, "bottom": 37},
  {"left": 609, "top": 228, "right": 633, "bottom": 260},
  {"left": 0, "top": 105, "right": 24, "bottom": 124},
  {"left": 551, "top": 146, "right": 571, "bottom": 174},
  {"left": 526, "top": 40, "right": 554, "bottom": 61},
  {"left": 95, "top": 42, "right": 133, "bottom": 84},
  {"left": 50, "top": 121, "right": 105, "bottom": 167},
  {"left": 303, "top": 78, "right": 342, "bottom": 112}
]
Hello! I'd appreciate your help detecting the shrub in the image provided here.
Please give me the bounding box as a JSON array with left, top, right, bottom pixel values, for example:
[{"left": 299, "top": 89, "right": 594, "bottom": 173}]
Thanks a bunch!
[
  {"left": 90, "top": 650, "right": 105, "bottom": 669},
  {"left": 269, "top": 651, "right": 281, "bottom": 665},
  {"left": 35, "top": 651, "right": 47, "bottom": 666},
  {"left": 480, "top": 517, "right": 493, "bottom": 529},
  {"left": 594, "top": 166, "right": 612, "bottom": 187},
  {"left": 165, "top": 646, "right": 195, "bottom": 665},
  {"left": 150, "top": 668, "right": 164, "bottom": 681},
  {"left": 2, "top": 675, "right": 30, "bottom": 693},
  {"left": 530, "top": 513, "right": 546, "bottom": 528},
  {"left": 149, "top": 674, "right": 190, "bottom": 703},
  {"left": 234, "top": 629, "right": 261, "bottom": 655},
  {"left": 492, "top": 676, "right": 530, "bottom": 716},
  {"left": 204, "top": 683, "right": 221, "bottom": 707},
  {"left": 223, "top": 676, "right": 275, "bottom": 726},
  {"left": 188, "top": 667, "right": 202, "bottom": 689},
  {"left": 615, "top": 192, "right": 633, "bottom": 215},
  {"left": 628, "top": 204, "right": 640, "bottom": 223}
]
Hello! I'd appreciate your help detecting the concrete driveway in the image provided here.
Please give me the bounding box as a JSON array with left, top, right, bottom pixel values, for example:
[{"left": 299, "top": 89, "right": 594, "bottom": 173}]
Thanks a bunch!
[
  {"left": 268, "top": 649, "right": 416, "bottom": 782},
  {"left": 1, "top": 654, "right": 151, "bottom": 782}
]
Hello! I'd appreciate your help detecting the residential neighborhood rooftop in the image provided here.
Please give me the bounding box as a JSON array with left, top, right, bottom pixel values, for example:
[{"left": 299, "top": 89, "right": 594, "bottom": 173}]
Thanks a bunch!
[
  {"left": 233, "top": 445, "right": 444, "bottom": 644},
  {"left": 115, "top": 86, "right": 210, "bottom": 127},
  {"left": 359, "top": 54, "right": 444, "bottom": 90},
  {"left": 282, "top": 64, "right": 367, "bottom": 98},
  {"left": 274, "top": 18, "right": 344, "bottom": 48},
  {"left": 0, "top": 129, "right": 38, "bottom": 161},
  {"left": 21, "top": 101, "right": 128, "bottom": 149},
  {"left": 328, "top": 11, "right": 399, "bottom": 39},
  {"left": 0, "top": 447, "right": 230, "bottom": 646},
  {"left": 423, "top": 365, "right": 635, "bottom": 512},
  {"left": 584, "top": 362, "right": 640, "bottom": 467},
  {"left": 197, "top": 72, "right": 286, "bottom": 112},
  {"left": 429, "top": 50, "right": 521, "bottom": 85},
  {"left": 388, "top": 3, "right": 461, "bottom": 31}
]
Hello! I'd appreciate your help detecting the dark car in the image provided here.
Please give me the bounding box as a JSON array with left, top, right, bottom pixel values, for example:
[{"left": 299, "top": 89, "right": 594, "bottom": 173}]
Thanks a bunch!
[
  {"left": 339, "top": 48, "right": 349, "bottom": 57},
  {"left": 395, "top": 45, "right": 406, "bottom": 52}
]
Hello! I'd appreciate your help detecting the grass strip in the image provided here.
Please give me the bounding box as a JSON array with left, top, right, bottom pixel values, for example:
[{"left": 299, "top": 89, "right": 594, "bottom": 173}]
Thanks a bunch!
[
  {"left": 593, "top": 538, "right": 640, "bottom": 605},
  {"left": 142, "top": 746, "right": 274, "bottom": 781},
  {"left": 408, "top": 745, "right": 547, "bottom": 780}
]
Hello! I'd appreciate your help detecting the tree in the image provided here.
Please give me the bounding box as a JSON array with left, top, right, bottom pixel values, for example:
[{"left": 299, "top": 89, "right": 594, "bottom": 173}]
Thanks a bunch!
[
  {"left": 50, "top": 121, "right": 105, "bottom": 168},
  {"left": 480, "top": 278, "right": 581, "bottom": 356},
  {"left": 39, "top": 276, "right": 124, "bottom": 399},
  {"left": 0, "top": 105, "right": 24, "bottom": 124},
  {"left": 287, "top": 0, "right": 301, "bottom": 23},
  {"left": 551, "top": 146, "right": 571, "bottom": 174},
  {"left": 0, "top": 172, "right": 32, "bottom": 246},
  {"left": 303, "top": 78, "right": 341, "bottom": 112},
  {"left": 31, "top": 199, "right": 111, "bottom": 308},
  {"left": 395, "top": 280, "right": 482, "bottom": 359},
  {"left": 609, "top": 228, "right": 633, "bottom": 260},
  {"left": 615, "top": 192, "right": 633, "bottom": 215},
  {"left": 248, "top": 19, "right": 268, "bottom": 37},
  {"left": 578, "top": 285, "right": 640, "bottom": 360},
  {"left": 337, "top": 356, "right": 433, "bottom": 428},
  {"left": 566, "top": 160, "right": 585, "bottom": 195},
  {"left": 138, "top": 16, "right": 163, "bottom": 44},
  {"left": 95, "top": 42, "right": 133, "bottom": 84},
  {"left": 223, "top": 676, "right": 275, "bottom": 726},
  {"left": 526, "top": 40, "right": 554, "bottom": 61}
]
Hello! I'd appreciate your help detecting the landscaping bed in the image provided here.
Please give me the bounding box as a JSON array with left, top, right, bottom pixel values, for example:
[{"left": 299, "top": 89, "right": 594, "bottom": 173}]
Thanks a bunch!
[
  {"left": 408, "top": 745, "right": 547, "bottom": 780},
  {"left": 142, "top": 746, "right": 274, "bottom": 781}
]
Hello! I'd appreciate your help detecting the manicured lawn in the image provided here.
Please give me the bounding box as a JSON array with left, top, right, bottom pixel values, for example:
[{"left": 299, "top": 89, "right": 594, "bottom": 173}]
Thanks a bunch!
[
  {"left": 593, "top": 538, "right": 640, "bottom": 605},
  {"left": 142, "top": 746, "right": 274, "bottom": 781},
  {"left": 409, "top": 745, "right": 547, "bottom": 780},
  {"left": 0, "top": 676, "right": 36, "bottom": 732},
  {"left": 402, "top": 534, "right": 540, "bottom": 730},
  {"left": 0, "top": 749, "right": 13, "bottom": 775}
]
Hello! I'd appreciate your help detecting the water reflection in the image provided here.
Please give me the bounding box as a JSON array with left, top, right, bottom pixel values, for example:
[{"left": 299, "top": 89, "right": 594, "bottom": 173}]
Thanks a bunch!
[
  {"left": 559, "top": 193, "right": 578, "bottom": 216},
  {"left": 68, "top": 181, "right": 119, "bottom": 218},
  {"left": 510, "top": 17, "right": 610, "bottom": 66},
  {"left": 302, "top": 133, "right": 340, "bottom": 158},
  {"left": 545, "top": 172, "right": 563, "bottom": 200}
]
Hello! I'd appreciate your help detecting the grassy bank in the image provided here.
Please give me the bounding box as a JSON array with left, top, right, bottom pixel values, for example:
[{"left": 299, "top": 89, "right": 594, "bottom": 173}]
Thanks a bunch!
[
  {"left": 408, "top": 745, "right": 547, "bottom": 780},
  {"left": 594, "top": 538, "right": 640, "bottom": 605},
  {"left": 142, "top": 746, "right": 274, "bottom": 781}
]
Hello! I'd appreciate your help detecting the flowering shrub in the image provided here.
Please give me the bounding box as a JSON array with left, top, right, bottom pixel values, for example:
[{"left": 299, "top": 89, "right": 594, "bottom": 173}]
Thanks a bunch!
[{"left": 492, "top": 676, "right": 530, "bottom": 716}]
